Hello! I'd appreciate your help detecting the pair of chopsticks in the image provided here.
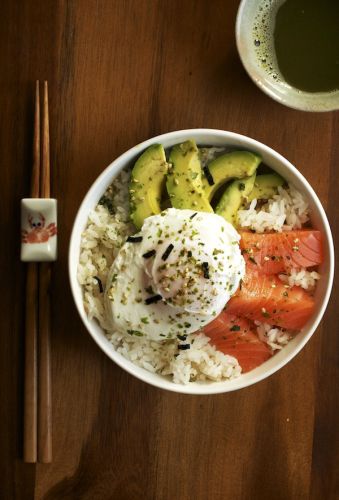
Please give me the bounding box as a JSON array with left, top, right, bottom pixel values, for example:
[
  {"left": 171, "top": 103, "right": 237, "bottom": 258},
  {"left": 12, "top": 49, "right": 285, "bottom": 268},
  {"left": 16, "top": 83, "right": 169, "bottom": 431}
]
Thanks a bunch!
[{"left": 24, "top": 81, "right": 52, "bottom": 463}]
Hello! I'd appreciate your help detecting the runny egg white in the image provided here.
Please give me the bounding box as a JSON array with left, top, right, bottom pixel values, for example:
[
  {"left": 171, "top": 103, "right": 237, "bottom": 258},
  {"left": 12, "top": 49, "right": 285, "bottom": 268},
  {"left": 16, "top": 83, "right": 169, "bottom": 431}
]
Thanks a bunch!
[{"left": 105, "top": 208, "right": 245, "bottom": 341}]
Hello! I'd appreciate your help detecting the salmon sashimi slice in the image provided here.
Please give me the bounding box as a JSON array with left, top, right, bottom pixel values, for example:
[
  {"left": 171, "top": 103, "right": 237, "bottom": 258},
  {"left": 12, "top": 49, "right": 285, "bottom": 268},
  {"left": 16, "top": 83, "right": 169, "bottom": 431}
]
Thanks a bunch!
[
  {"left": 240, "top": 230, "right": 323, "bottom": 274},
  {"left": 204, "top": 312, "right": 272, "bottom": 373},
  {"left": 226, "top": 272, "right": 315, "bottom": 330}
]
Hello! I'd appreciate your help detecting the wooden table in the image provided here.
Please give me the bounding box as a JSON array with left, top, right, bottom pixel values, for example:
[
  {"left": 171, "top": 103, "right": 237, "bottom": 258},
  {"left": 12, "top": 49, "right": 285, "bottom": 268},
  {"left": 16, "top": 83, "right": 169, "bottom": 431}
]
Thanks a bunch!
[{"left": 1, "top": 1, "right": 338, "bottom": 498}]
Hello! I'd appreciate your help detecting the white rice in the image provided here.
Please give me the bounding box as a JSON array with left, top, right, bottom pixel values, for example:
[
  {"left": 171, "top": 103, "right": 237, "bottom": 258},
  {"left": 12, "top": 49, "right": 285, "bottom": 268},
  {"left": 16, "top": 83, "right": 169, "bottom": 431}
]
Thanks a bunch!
[
  {"left": 256, "top": 322, "right": 292, "bottom": 351},
  {"left": 78, "top": 165, "right": 318, "bottom": 384},
  {"left": 78, "top": 169, "right": 241, "bottom": 384},
  {"left": 199, "top": 146, "right": 226, "bottom": 167},
  {"left": 77, "top": 170, "right": 134, "bottom": 330},
  {"left": 108, "top": 329, "right": 241, "bottom": 384},
  {"left": 278, "top": 269, "right": 320, "bottom": 290},
  {"left": 238, "top": 184, "right": 309, "bottom": 233}
]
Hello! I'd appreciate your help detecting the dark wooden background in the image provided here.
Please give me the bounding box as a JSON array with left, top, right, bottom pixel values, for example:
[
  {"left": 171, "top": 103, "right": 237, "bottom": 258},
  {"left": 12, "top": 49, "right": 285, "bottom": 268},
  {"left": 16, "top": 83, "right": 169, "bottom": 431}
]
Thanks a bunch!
[{"left": 1, "top": 1, "right": 338, "bottom": 499}]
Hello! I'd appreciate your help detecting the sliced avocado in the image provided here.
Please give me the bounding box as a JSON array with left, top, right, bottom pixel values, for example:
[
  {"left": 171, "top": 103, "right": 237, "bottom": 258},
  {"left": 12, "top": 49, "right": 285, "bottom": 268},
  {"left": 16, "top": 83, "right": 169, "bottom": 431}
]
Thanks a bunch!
[
  {"left": 215, "top": 174, "right": 256, "bottom": 225},
  {"left": 167, "top": 140, "right": 213, "bottom": 212},
  {"left": 129, "top": 144, "right": 168, "bottom": 229},
  {"left": 247, "top": 173, "right": 285, "bottom": 202},
  {"left": 202, "top": 151, "right": 261, "bottom": 200}
]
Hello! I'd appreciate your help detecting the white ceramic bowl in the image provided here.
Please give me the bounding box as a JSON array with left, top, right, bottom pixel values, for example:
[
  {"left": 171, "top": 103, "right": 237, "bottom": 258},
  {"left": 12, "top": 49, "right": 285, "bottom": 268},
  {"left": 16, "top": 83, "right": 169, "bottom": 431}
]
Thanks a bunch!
[
  {"left": 236, "top": 0, "right": 339, "bottom": 112},
  {"left": 69, "top": 129, "right": 334, "bottom": 394}
]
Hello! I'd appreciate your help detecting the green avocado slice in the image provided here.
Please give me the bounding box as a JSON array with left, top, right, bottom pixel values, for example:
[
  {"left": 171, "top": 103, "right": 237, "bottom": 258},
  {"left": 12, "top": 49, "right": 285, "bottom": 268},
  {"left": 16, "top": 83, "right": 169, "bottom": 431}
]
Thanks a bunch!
[
  {"left": 167, "top": 140, "right": 213, "bottom": 212},
  {"left": 202, "top": 151, "right": 261, "bottom": 201},
  {"left": 129, "top": 144, "right": 168, "bottom": 229},
  {"left": 215, "top": 174, "right": 256, "bottom": 226},
  {"left": 246, "top": 173, "right": 285, "bottom": 202}
]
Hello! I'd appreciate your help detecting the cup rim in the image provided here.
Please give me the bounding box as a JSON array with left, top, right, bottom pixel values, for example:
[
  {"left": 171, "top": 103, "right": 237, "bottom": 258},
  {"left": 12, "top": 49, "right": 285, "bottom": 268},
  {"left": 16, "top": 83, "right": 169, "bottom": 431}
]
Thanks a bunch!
[
  {"left": 69, "top": 128, "right": 334, "bottom": 394},
  {"left": 235, "top": 0, "right": 339, "bottom": 112}
]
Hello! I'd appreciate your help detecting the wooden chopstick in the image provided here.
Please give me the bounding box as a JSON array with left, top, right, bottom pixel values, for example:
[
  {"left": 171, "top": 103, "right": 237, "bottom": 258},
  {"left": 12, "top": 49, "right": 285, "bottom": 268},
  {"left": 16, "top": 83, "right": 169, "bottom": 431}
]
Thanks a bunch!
[
  {"left": 41, "top": 81, "right": 50, "bottom": 199},
  {"left": 38, "top": 81, "right": 52, "bottom": 463},
  {"left": 31, "top": 81, "right": 40, "bottom": 199},
  {"left": 23, "top": 81, "right": 40, "bottom": 463},
  {"left": 24, "top": 81, "right": 53, "bottom": 463}
]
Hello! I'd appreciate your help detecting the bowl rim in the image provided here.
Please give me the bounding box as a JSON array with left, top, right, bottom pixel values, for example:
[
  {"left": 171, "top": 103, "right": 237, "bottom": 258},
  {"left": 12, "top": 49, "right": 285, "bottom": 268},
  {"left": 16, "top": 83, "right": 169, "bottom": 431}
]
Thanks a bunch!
[{"left": 69, "top": 128, "right": 334, "bottom": 394}]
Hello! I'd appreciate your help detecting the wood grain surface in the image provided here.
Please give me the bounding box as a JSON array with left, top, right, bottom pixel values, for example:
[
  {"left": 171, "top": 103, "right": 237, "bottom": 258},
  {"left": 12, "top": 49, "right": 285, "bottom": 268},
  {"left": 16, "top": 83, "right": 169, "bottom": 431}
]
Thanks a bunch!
[{"left": 0, "top": 1, "right": 338, "bottom": 499}]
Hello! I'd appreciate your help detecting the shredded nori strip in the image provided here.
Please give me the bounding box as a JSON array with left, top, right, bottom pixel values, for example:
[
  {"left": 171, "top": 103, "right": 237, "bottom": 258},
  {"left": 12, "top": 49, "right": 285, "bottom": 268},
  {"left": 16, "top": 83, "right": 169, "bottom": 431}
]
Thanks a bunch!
[
  {"left": 230, "top": 325, "right": 241, "bottom": 332},
  {"left": 178, "top": 344, "right": 191, "bottom": 350},
  {"left": 203, "top": 166, "right": 215, "bottom": 186},
  {"left": 143, "top": 249, "right": 156, "bottom": 259},
  {"left": 190, "top": 212, "right": 198, "bottom": 220},
  {"left": 94, "top": 276, "right": 104, "bottom": 293},
  {"left": 145, "top": 294, "right": 162, "bottom": 305},
  {"left": 98, "top": 195, "right": 114, "bottom": 215},
  {"left": 162, "top": 244, "right": 174, "bottom": 261},
  {"left": 177, "top": 334, "right": 187, "bottom": 341},
  {"left": 127, "top": 235, "right": 143, "bottom": 243},
  {"left": 202, "top": 261, "right": 210, "bottom": 279}
]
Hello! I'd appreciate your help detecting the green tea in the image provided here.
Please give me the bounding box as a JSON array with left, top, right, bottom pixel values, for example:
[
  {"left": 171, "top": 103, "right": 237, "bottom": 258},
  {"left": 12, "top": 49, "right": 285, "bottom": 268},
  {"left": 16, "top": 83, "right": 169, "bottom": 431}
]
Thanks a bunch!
[{"left": 274, "top": 0, "right": 339, "bottom": 93}]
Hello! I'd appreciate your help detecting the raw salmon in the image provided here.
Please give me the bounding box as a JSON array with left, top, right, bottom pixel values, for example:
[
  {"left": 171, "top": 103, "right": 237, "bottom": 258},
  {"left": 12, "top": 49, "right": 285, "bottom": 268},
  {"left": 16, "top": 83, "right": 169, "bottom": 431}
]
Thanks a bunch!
[
  {"left": 240, "top": 230, "right": 323, "bottom": 274},
  {"left": 226, "top": 272, "right": 315, "bottom": 330},
  {"left": 204, "top": 312, "right": 272, "bottom": 373}
]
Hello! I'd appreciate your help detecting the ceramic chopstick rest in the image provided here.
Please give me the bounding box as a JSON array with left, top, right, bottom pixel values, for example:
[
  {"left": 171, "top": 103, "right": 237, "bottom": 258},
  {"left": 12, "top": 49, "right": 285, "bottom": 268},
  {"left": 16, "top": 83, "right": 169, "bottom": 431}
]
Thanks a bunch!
[{"left": 21, "top": 198, "right": 57, "bottom": 262}]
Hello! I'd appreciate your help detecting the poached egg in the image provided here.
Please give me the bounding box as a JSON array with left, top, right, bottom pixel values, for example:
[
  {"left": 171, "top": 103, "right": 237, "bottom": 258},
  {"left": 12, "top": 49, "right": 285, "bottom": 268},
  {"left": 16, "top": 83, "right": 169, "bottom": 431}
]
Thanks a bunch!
[{"left": 105, "top": 208, "right": 245, "bottom": 341}]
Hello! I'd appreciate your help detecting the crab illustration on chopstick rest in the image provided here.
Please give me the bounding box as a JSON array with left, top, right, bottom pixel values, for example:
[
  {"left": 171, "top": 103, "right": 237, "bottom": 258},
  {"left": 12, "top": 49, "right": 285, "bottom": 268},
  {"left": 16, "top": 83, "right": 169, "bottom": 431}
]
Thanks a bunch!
[{"left": 21, "top": 198, "right": 57, "bottom": 261}]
